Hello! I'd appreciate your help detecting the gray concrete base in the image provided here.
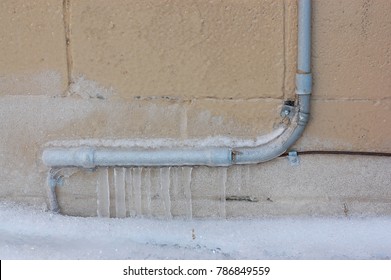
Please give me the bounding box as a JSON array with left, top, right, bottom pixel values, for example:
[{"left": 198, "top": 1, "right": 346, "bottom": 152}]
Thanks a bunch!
[{"left": 43, "top": 154, "right": 391, "bottom": 218}]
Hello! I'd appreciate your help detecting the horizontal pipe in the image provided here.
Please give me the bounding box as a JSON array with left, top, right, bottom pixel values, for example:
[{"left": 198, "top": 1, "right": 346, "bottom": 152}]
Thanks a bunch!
[{"left": 43, "top": 147, "right": 232, "bottom": 168}]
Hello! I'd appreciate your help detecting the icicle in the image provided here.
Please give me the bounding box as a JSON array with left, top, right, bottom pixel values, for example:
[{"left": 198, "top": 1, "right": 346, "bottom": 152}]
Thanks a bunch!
[
  {"left": 182, "top": 167, "right": 193, "bottom": 220},
  {"left": 172, "top": 167, "right": 180, "bottom": 195},
  {"left": 237, "top": 167, "right": 242, "bottom": 192},
  {"left": 218, "top": 167, "right": 227, "bottom": 218},
  {"left": 114, "top": 167, "right": 126, "bottom": 218},
  {"left": 133, "top": 167, "right": 142, "bottom": 216},
  {"left": 145, "top": 168, "right": 152, "bottom": 217},
  {"left": 97, "top": 168, "right": 110, "bottom": 218},
  {"left": 245, "top": 165, "right": 251, "bottom": 190},
  {"left": 160, "top": 167, "right": 172, "bottom": 219},
  {"left": 125, "top": 168, "right": 133, "bottom": 217}
]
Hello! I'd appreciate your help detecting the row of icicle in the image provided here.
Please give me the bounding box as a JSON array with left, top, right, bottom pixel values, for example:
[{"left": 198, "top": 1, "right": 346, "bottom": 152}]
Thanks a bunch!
[{"left": 96, "top": 166, "right": 231, "bottom": 219}]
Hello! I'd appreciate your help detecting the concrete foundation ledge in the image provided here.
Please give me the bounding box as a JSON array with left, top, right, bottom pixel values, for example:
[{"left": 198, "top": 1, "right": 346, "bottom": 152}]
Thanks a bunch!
[{"left": 41, "top": 154, "right": 391, "bottom": 218}]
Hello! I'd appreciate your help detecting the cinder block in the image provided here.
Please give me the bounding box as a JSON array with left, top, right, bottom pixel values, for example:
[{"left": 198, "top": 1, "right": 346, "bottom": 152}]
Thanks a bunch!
[
  {"left": 56, "top": 169, "right": 98, "bottom": 217},
  {"left": 185, "top": 98, "right": 282, "bottom": 139},
  {"left": 0, "top": 0, "right": 68, "bottom": 96},
  {"left": 225, "top": 155, "right": 391, "bottom": 217},
  {"left": 295, "top": 99, "right": 391, "bottom": 152},
  {"left": 71, "top": 0, "right": 284, "bottom": 99},
  {"left": 312, "top": 0, "right": 391, "bottom": 99}
]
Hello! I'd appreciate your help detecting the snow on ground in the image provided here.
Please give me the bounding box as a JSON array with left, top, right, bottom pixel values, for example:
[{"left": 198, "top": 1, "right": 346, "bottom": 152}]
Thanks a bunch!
[{"left": 0, "top": 201, "right": 390, "bottom": 260}]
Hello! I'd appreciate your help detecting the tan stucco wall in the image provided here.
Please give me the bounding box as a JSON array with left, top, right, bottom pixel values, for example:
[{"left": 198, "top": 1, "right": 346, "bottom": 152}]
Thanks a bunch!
[{"left": 0, "top": 0, "right": 390, "bottom": 217}]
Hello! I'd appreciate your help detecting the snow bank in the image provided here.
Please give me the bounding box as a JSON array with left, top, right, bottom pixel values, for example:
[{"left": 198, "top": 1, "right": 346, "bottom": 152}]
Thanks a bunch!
[{"left": 0, "top": 201, "right": 390, "bottom": 260}]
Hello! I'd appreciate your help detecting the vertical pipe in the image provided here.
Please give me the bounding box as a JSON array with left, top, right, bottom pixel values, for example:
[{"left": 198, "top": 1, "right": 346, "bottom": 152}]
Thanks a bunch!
[
  {"left": 297, "top": 0, "right": 311, "bottom": 73},
  {"left": 47, "top": 178, "right": 59, "bottom": 213}
]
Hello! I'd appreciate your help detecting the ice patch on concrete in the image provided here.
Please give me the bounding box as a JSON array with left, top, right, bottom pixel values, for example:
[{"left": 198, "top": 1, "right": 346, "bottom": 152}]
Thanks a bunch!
[{"left": 68, "top": 76, "right": 114, "bottom": 99}]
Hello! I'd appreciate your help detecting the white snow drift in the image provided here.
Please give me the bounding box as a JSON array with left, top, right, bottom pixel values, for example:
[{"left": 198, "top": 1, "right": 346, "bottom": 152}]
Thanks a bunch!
[{"left": 0, "top": 201, "right": 390, "bottom": 260}]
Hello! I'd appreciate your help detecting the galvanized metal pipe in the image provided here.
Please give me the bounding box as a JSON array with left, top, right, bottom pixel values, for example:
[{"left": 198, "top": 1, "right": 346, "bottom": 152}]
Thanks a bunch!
[
  {"left": 43, "top": 0, "right": 312, "bottom": 211},
  {"left": 297, "top": 0, "right": 312, "bottom": 74},
  {"left": 43, "top": 147, "right": 232, "bottom": 168}
]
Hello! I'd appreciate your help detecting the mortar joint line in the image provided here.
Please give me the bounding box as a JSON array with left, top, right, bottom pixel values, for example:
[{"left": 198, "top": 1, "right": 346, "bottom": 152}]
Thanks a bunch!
[
  {"left": 63, "top": 0, "right": 73, "bottom": 89},
  {"left": 282, "top": 0, "right": 287, "bottom": 100}
]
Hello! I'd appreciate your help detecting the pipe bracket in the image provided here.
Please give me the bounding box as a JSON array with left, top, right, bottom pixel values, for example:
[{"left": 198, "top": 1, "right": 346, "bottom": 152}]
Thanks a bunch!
[
  {"left": 288, "top": 150, "right": 300, "bottom": 166},
  {"left": 298, "top": 111, "right": 310, "bottom": 126},
  {"left": 280, "top": 104, "right": 296, "bottom": 120}
]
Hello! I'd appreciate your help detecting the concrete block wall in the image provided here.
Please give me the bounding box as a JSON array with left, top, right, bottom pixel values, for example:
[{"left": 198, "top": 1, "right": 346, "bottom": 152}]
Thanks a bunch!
[{"left": 0, "top": 0, "right": 390, "bottom": 218}]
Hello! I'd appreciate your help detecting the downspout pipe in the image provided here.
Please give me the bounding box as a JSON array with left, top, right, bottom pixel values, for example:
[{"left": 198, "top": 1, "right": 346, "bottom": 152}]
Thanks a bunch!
[{"left": 42, "top": 0, "right": 311, "bottom": 168}]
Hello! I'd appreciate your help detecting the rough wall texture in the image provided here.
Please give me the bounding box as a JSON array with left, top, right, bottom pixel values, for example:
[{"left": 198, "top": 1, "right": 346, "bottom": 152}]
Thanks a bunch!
[
  {"left": 0, "top": 0, "right": 390, "bottom": 217},
  {"left": 72, "top": 0, "right": 285, "bottom": 99},
  {"left": 0, "top": 0, "right": 68, "bottom": 96}
]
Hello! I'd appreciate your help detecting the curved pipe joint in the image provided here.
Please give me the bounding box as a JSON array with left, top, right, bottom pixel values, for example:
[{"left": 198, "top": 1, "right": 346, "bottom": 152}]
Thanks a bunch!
[{"left": 233, "top": 94, "right": 310, "bottom": 164}]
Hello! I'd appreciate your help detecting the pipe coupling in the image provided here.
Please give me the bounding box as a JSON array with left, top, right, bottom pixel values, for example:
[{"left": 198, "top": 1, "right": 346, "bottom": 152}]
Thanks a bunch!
[
  {"left": 298, "top": 111, "right": 310, "bottom": 126},
  {"left": 42, "top": 147, "right": 95, "bottom": 168},
  {"left": 296, "top": 73, "right": 312, "bottom": 95},
  {"left": 74, "top": 147, "right": 95, "bottom": 168}
]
